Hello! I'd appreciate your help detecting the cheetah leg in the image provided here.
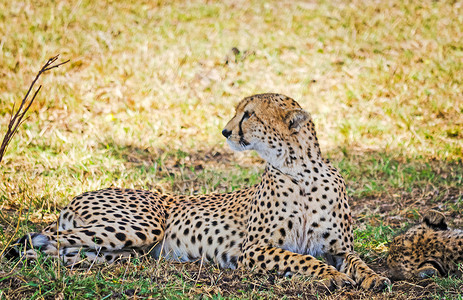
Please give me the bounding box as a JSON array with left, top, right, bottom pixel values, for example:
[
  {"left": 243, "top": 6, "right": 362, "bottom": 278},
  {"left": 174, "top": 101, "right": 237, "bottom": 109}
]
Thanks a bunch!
[
  {"left": 19, "top": 245, "right": 138, "bottom": 266},
  {"left": 339, "top": 252, "right": 391, "bottom": 290},
  {"left": 51, "top": 223, "right": 164, "bottom": 251},
  {"left": 57, "top": 247, "right": 143, "bottom": 266},
  {"left": 240, "top": 245, "right": 355, "bottom": 289},
  {"left": 10, "top": 223, "right": 164, "bottom": 265}
]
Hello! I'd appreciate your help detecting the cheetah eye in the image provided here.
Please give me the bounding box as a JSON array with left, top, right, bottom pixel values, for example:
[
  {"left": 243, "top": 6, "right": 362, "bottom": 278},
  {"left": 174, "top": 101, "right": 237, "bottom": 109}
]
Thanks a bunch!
[{"left": 242, "top": 111, "right": 254, "bottom": 121}]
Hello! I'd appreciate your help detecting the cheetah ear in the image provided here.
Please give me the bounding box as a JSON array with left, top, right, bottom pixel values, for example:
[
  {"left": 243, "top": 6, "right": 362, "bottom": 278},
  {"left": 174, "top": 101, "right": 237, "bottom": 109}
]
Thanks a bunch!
[
  {"left": 422, "top": 210, "right": 448, "bottom": 231},
  {"left": 285, "top": 109, "right": 309, "bottom": 132}
]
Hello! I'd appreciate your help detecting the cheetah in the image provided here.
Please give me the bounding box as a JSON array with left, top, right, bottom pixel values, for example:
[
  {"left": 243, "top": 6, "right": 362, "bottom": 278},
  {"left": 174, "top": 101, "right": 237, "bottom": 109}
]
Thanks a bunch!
[
  {"left": 388, "top": 210, "right": 463, "bottom": 280},
  {"left": 6, "top": 93, "right": 390, "bottom": 290}
]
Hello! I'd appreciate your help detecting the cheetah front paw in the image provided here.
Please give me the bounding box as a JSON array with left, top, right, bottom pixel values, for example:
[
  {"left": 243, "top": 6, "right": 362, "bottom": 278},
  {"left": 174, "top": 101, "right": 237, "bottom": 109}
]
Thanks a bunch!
[
  {"left": 359, "top": 274, "right": 391, "bottom": 291},
  {"left": 321, "top": 270, "right": 356, "bottom": 290}
]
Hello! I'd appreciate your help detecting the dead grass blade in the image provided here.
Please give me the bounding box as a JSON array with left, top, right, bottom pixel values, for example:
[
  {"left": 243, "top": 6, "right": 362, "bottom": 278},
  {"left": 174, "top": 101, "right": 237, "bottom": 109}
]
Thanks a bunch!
[{"left": 0, "top": 204, "right": 23, "bottom": 258}]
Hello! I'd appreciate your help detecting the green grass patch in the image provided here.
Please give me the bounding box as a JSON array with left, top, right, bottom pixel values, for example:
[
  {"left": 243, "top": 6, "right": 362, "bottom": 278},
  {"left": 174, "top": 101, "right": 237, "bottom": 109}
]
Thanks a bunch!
[{"left": 354, "top": 222, "right": 396, "bottom": 261}]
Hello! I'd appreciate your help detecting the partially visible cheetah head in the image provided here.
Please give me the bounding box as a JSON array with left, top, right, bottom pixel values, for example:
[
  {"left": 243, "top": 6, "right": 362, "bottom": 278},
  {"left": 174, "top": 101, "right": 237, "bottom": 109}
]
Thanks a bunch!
[
  {"left": 222, "top": 93, "right": 319, "bottom": 168},
  {"left": 387, "top": 210, "right": 463, "bottom": 280}
]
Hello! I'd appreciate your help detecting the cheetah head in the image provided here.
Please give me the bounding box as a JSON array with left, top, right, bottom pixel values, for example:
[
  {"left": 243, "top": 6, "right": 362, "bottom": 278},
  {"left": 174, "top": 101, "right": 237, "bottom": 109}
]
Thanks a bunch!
[
  {"left": 387, "top": 210, "right": 451, "bottom": 280},
  {"left": 222, "top": 93, "right": 316, "bottom": 168}
]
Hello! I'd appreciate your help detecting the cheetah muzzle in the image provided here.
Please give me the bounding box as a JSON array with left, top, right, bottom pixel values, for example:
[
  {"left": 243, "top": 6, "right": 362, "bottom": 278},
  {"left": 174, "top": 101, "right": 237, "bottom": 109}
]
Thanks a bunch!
[{"left": 5, "top": 93, "right": 390, "bottom": 290}]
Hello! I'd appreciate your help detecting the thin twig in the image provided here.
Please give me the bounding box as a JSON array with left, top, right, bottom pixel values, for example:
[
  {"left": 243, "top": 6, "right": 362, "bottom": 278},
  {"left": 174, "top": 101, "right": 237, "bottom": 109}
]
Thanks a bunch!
[
  {"left": 86, "top": 246, "right": 102, "bottom": 274},
  {"left": 0, "top": 55, "right": 69, "bottom": 164},
  {"left": 194, "top": 253, "right": 205, "bottom": 287}
]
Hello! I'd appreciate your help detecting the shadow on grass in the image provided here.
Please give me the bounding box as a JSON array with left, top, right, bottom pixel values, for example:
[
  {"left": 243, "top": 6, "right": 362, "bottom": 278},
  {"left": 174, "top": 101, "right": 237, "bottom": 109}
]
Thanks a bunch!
[
  {"left": 99, "top": 140, "right": 237, "bottom": 172},
  {"left": 98, "top": 140, "right": 263, "bottom": 194}
]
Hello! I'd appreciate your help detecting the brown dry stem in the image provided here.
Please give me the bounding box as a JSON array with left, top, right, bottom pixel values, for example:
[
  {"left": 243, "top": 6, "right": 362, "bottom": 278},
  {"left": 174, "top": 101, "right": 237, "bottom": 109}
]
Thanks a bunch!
[{"left": 0, "top": 55, "right": 69, "bottom": 164}]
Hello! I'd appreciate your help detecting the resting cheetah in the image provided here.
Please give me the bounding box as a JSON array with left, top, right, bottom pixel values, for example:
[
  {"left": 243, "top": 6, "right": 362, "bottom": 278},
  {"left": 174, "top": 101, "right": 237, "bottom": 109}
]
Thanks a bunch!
[
  {"left": 388, "top": 210, "right": 463, "bottom": 280},
  {"left": 6, "top": 93, "right": 389, "bottom": 290}
]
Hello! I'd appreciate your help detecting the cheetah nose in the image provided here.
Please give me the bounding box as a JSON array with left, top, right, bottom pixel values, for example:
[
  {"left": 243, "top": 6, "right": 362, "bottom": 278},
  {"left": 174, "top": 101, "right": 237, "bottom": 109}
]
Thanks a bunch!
[{"left": 222, "top": 129, "right": 232, "bottom": 138}]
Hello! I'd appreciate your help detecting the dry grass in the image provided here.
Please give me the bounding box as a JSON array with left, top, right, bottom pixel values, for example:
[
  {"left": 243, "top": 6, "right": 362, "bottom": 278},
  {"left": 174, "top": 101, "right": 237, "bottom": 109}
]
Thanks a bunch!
[{"left": 0, "top": 0, "right": 462, "bottom": 298}]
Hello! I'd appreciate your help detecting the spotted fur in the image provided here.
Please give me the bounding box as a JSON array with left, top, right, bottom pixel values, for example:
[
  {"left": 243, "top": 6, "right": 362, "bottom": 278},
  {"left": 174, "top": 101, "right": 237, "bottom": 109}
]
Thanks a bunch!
[
  {"left": 387, "top": 210, "right": 463, "bottom": 280},
  {"left": 6, "top": 93, "right": 389, "bottom": 290}
]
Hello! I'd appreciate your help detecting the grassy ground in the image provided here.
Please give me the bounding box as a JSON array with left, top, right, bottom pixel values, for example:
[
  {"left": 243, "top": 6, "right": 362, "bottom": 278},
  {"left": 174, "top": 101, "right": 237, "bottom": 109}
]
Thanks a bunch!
[{"left": 0, "top": 0, "right": 462, "bottom": 298}]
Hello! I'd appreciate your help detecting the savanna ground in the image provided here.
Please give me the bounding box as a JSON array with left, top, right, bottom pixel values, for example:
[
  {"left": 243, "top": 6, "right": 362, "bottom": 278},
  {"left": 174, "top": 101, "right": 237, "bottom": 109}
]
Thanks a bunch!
[{"left": 0, "top": 0, "right": 462, "bottom": 299}]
